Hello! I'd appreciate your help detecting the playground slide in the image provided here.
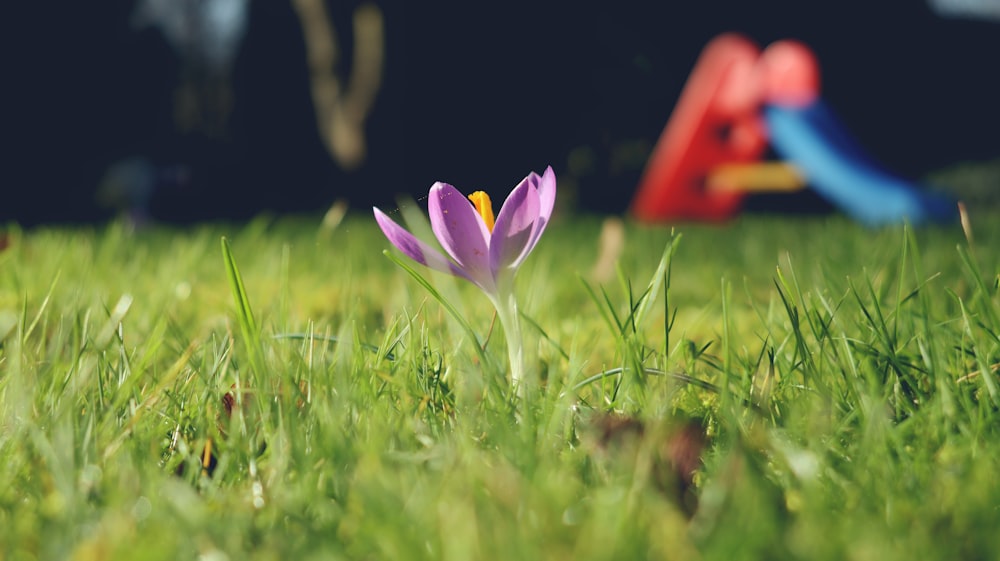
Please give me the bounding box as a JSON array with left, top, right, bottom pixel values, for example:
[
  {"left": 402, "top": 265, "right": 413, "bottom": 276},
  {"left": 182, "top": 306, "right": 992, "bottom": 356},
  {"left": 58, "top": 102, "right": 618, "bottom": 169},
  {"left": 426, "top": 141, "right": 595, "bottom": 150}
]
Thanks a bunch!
[{"left": 764, "top": 101, "right": 955, "bottom": 225}]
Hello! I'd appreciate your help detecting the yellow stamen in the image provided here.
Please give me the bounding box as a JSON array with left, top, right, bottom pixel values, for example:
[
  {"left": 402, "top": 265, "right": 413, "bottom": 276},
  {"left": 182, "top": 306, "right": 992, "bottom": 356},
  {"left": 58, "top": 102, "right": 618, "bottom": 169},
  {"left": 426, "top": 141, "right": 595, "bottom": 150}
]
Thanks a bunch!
[{"left": 468, "top": 191, "right": 495, "bottom": 232}]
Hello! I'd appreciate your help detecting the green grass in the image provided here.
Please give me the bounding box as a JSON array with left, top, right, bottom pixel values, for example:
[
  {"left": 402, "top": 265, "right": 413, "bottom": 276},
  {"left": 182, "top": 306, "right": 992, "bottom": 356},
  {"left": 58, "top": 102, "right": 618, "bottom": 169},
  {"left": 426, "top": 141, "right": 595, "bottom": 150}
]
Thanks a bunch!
[{"left": 3, "top": 209, "right": 1000, "bottom": 560}]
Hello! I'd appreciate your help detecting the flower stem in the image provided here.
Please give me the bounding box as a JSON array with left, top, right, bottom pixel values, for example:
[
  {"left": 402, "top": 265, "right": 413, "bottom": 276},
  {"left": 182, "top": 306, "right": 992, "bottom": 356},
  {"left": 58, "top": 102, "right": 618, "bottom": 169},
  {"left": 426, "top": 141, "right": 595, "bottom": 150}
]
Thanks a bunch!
[{"left": 492, "top": 290, "right": 526, "bottom": 397}]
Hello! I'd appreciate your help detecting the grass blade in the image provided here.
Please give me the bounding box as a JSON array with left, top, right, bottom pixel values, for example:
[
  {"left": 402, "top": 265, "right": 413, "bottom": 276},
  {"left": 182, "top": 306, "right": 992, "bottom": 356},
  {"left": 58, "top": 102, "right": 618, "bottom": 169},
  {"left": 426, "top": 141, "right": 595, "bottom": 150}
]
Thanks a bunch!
[{"left": 221, "top": 236, "right": 266, "bottom": 378}]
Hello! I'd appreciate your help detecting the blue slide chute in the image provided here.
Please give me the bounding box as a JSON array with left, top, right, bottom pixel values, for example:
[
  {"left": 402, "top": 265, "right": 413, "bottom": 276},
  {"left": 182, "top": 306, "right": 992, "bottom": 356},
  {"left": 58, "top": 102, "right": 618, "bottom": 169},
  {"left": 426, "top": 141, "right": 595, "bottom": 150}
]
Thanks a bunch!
[{"left": 764, "top": 102, "right": 955, "bottom": 225}]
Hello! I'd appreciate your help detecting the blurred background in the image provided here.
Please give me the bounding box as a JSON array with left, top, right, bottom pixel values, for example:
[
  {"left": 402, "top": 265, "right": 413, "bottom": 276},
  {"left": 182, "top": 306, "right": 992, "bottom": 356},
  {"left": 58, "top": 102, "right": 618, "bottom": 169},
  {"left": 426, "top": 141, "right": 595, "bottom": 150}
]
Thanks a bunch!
[{"left": 5, "top": 0, "right": 1000, "bottom": 226}]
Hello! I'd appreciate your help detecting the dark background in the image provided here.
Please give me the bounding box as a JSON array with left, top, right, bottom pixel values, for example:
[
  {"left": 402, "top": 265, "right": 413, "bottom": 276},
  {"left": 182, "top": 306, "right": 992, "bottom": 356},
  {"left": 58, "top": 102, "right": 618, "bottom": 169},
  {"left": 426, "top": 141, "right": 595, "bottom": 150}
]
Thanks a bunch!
[{"left": 6, "top": 0, "right": 999, "bottom": 225}]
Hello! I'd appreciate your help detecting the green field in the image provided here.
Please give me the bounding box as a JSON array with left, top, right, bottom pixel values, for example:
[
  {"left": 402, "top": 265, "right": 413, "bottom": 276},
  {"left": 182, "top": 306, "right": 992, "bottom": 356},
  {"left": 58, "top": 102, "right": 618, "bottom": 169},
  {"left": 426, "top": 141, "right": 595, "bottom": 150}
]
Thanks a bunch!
[{"left": 2, "top": 209, "right": 1000, "bottom": 560}]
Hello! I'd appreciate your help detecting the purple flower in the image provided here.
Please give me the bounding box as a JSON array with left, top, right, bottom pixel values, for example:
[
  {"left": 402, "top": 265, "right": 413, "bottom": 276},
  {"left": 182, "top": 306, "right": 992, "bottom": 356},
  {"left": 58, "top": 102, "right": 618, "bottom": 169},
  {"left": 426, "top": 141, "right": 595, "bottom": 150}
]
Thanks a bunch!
[
  {"left": 373, "top": 167, "right": 556, "bottom": 297},
  {"left": 374, "top": 167, "right": 556, "bottom": 394}
]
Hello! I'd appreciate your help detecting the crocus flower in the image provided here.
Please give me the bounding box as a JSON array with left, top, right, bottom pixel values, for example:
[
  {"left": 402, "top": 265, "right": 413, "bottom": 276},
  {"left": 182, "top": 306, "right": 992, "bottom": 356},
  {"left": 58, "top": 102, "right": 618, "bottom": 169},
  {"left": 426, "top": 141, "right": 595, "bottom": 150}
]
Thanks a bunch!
[
  {"left": 374, "top": 166, "right": 555, "bottom": 296},
  {"left": 374, "top": 166, "right": 556, "bottom": 392}
]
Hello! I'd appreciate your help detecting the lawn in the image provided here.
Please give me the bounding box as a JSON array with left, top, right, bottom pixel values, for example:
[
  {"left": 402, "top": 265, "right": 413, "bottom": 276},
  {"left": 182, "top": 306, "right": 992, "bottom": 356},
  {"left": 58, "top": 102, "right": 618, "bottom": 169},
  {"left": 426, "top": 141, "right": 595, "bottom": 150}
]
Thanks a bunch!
[{"left": 2, "top": 207, "right": 1000, "bottom": 560}]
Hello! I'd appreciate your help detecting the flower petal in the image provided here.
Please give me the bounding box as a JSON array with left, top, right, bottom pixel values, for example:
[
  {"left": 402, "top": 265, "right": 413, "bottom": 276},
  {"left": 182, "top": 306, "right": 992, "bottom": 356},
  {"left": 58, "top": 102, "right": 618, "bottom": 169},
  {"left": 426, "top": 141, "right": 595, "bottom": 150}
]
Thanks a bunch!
[
  {"left": 427, "top": 182, "right": 496, "bottom": 292},
  {"left": 536, "top": 166, "right": 557, "bottom": 227},
  {"left": 373, "top": 207, "right": 473, "bottom": 282},
  {"left": 517, "top": 166, "right": 557, "bottom": 263},
  {"left": 490, "top": 174, "right": 541, "bottom": 273}
]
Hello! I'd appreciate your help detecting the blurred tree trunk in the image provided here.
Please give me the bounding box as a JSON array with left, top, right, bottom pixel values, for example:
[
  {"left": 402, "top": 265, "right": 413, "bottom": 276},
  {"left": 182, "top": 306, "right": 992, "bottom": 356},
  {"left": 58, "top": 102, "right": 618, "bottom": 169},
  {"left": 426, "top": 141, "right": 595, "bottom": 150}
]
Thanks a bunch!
[{"left": 291, "top": 0, "right": 384, "bottom": 171}]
